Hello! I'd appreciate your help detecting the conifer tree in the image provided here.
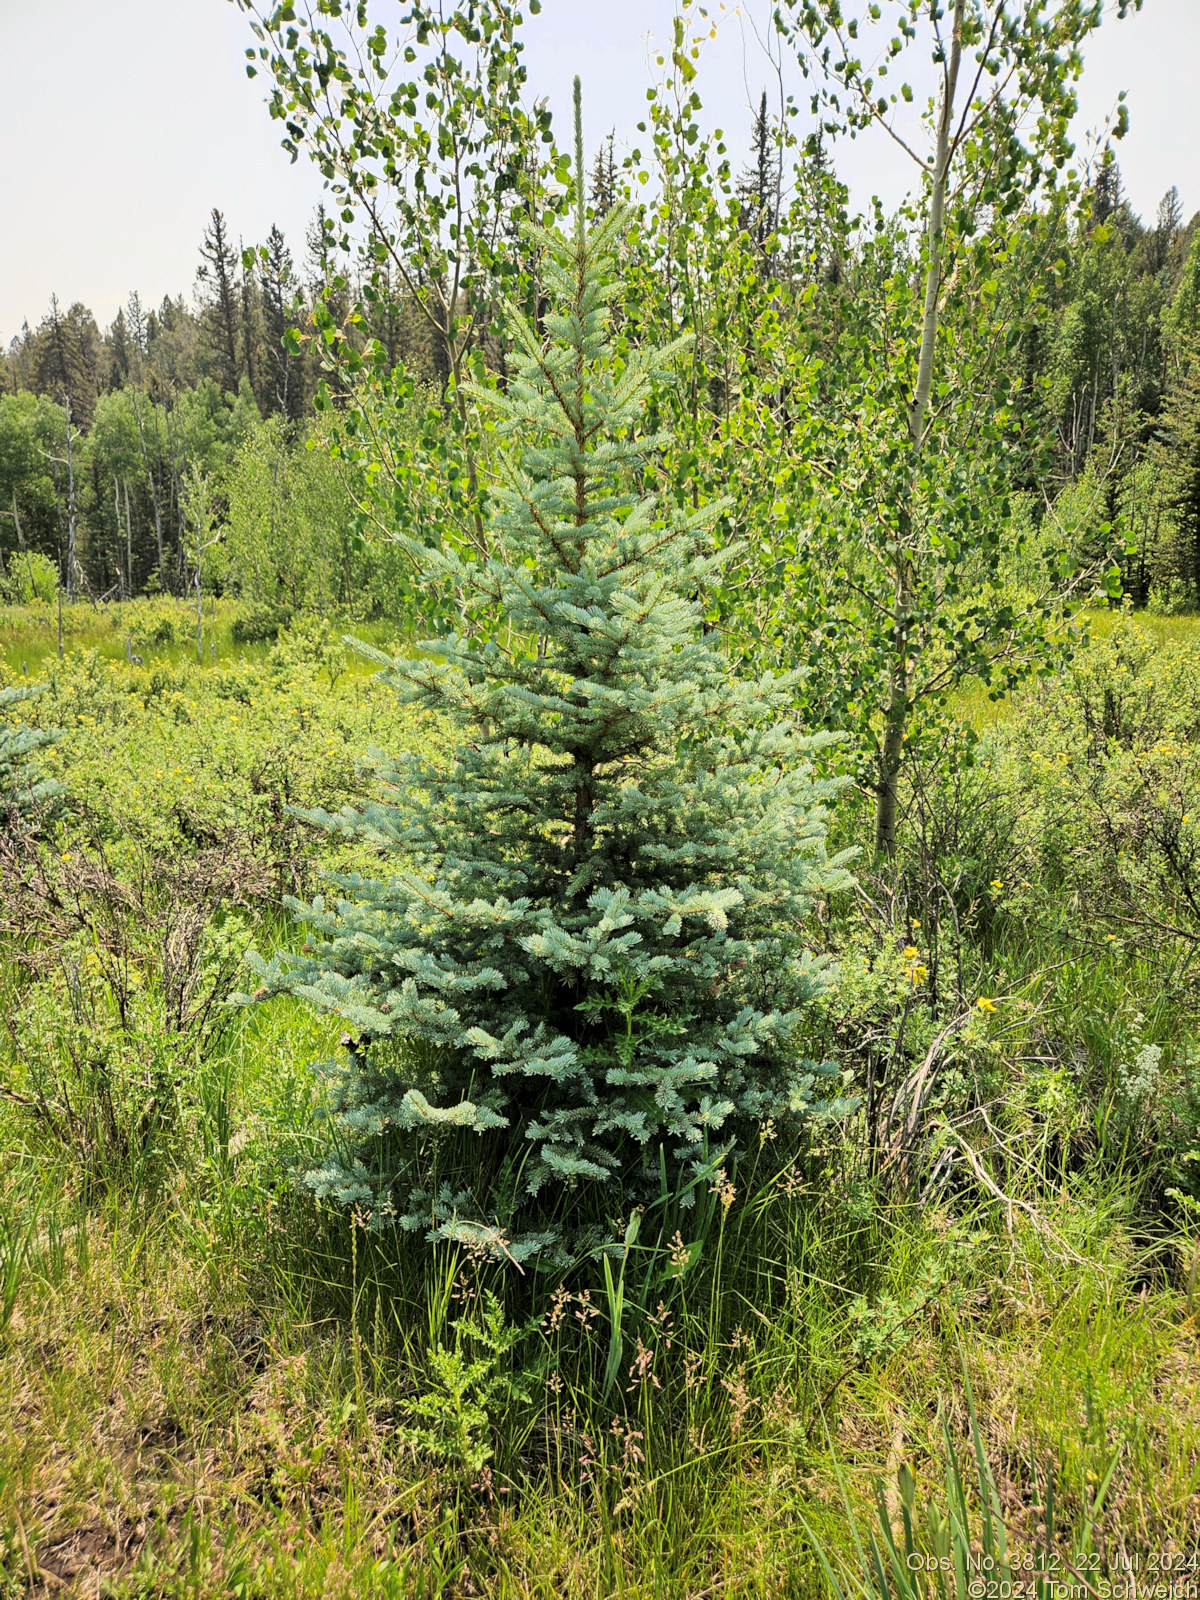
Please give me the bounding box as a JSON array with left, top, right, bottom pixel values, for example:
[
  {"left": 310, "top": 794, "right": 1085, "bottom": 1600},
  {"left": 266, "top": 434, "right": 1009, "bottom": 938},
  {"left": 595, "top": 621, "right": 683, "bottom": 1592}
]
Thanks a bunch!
[
  {"left": 249, "top": 83, "right": 851, "bottom": 1260},
  {"left": 0, "top": 688, "right": 61, "bottom": 825},
  {"left": 737, "top": 91, "right": 780, "bottom": 269},
  {"left": 589, "top": 132, "right": 618, "bottom": 219}
]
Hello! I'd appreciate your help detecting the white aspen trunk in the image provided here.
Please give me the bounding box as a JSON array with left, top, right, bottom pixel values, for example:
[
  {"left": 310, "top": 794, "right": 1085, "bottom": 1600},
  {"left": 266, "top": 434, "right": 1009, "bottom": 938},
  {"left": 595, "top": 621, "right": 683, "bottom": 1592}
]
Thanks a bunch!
[
  {"left": 124, "top": 478, "right": 133, "bottom": 599},
  {"left": 194, "top": 480, "right": 204, "bottom": 665},
  {"left": 113, "top": 475, "right": 124, "bottom": 601},
  {"left": 874, "top": 0, "right": 963, "bottom": 857},
  {"left": 12, "top": 491, "right": 37, "bottom": 602},
  {"left": 169, "top": 404, "right": 189, "bottom": 590}
]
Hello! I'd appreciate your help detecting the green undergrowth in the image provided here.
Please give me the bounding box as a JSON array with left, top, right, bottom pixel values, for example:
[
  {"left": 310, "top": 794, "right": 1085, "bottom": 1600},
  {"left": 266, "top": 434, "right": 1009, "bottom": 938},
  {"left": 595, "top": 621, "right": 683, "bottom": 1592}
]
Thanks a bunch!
[
  {"left": 0, "top": 622, "right": 436, "bottom": 890},
  {"left": 3, "top": 613, "right": 1200, "bottom": 1595}
]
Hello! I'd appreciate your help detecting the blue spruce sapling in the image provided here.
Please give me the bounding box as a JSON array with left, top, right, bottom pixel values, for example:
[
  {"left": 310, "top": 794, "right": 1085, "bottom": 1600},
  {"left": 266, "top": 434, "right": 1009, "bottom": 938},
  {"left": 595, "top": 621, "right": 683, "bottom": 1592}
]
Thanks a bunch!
[
  {"left": 248, "top": 82, "right": 852, "bottom": 1260},
  {"left": 0, "top": 687, "right": 62, "bottom": 825}
]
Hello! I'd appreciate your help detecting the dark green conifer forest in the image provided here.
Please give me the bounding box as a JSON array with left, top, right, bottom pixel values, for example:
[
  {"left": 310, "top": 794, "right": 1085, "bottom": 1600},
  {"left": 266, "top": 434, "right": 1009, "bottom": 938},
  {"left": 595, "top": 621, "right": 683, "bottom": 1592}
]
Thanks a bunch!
[{"left": 4, "top": 3, "right": 1200, "bottom": 1593}]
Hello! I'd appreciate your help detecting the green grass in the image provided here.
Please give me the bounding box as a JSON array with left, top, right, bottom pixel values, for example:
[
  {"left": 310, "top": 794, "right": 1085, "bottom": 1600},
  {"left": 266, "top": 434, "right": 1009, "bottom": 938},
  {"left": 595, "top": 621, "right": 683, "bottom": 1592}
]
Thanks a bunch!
[
  {"left": 0, "top": 596, "right": 403, "bottom": 679},
  {"left": 950, "top": 608, "right": 1200, "bottom": 732},
  {"left": 1080, "top": 605, "right": 1200, "bottom": 649}
]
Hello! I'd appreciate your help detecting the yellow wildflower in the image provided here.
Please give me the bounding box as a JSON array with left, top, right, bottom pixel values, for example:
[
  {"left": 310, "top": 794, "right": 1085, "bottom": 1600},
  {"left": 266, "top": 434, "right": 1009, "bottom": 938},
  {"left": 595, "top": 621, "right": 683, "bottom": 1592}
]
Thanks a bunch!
[{"left": 977, "top": 997, "right": 997, "bottom": 1014}]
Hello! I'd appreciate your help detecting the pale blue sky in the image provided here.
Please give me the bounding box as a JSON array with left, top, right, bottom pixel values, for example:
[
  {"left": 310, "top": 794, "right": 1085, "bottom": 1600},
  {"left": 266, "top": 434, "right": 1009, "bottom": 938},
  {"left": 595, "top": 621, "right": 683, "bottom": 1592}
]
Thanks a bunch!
[{"left": 1, "top": 0, "right": 1196, "bottom": 346}]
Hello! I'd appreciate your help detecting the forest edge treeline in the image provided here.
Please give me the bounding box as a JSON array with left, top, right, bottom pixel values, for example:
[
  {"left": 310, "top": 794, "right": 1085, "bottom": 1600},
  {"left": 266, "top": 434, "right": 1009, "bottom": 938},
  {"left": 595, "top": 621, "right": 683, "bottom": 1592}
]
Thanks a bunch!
[{"left": 2, "top": 137, "right": 1198, "bottom": 619}]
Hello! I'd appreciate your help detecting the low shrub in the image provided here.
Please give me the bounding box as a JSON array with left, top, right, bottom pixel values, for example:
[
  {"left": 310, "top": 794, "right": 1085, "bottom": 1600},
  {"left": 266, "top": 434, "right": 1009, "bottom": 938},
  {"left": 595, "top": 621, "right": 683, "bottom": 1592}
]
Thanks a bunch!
[
  {"left": 231, "top": 601, "right": 294, "bottom": 645},
  {"left": 1010, "top": 616, "right": 1200, "bottom": 943},
  {"left": 129, "top": 602, "right": 183, "bottom": 651}
]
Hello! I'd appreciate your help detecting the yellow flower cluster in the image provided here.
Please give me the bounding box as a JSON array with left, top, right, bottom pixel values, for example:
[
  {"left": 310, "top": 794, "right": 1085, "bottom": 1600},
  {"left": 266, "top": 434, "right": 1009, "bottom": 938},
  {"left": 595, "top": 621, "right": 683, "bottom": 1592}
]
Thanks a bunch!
[{"left": 903, "top": 946, "right": 928, "bottom": 986}]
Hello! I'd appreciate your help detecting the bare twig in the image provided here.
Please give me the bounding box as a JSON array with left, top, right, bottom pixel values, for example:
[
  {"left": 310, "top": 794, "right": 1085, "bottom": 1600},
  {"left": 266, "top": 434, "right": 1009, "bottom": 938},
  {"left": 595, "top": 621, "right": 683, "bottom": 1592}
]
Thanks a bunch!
[{"left": 944, "top": 1127, "right": 1089, "bottom": 1267}]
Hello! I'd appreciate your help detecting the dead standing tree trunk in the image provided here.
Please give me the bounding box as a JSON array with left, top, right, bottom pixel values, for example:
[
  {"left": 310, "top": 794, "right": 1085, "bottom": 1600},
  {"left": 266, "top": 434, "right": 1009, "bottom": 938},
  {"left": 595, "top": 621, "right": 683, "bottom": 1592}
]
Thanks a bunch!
[{"left": 63, "top": 394, "right": 78, "bottom": 603}]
